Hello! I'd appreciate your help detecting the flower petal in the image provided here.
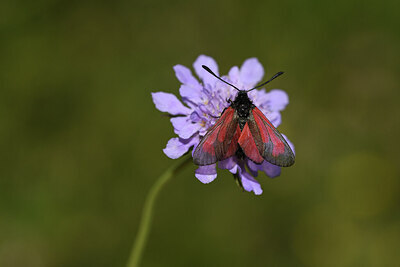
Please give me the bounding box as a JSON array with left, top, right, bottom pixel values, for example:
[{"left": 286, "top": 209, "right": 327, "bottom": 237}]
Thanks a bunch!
[
  {"left": 170, "top": 116, "right": 188, "bottom": 135},
  {"left": 173, "top": 65, "right": 200, "bottom": 87},
  {"left": 179, "top": 85, "right": 203, "bottom": 103},
  {"left": 219, "top": 157, "right": 237, "bottom": 171},
  {"left": 195, "top": 164, "right": 217, "bottom": 184},
  {"left": 240, "top": 58, "right": 264, "bottom": 87},
  {"left": 178, "top": 122, "right": 202, "bottom": 139},
  {"left": 246, "top": 159, "right": 259, "bottom": 177},
  {"left": 267, "top": 89, "right": 289, "bottom": 111},
  {"left": 193, "top": 55, "right": 219, "bottom": 86},
  {"left": 261, "top": 161, "right": 282, "bottom": 178},
  {"left": 163, "top": 136, "right": 199, "bottom": 159},
  {"left": 228, "top": 66, "right": 240, "bottom": 85},
  {"left": 189, "top": 111, "right": 202, "bottom": 123},
  {"left": 238, "top": 165, "right": 263, "bottom": 195},
  {"left": 229, "top": 164, "right": 238, "bottom": 174},
  {"left": 152, "top": 92, "right": 191, "bottom": 115},
  {"left": 249, "top": 88, "right": 268, "bottom": 107},
  {"left": 266, "top": 111, "right": 281, "bottom": 127}
]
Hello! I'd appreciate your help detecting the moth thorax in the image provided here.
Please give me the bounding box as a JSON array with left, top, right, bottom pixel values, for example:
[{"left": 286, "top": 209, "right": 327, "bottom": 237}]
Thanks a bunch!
[
  {"left": 237, "top": 104, "right": 250, "bottom": 118},
  {"left": 233, "top": 91, "right": 252, "bottom": 118}
]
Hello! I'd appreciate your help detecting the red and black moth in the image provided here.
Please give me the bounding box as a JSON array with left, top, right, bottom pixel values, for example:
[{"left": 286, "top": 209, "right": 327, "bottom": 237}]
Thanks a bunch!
[{"left": 193, "top": 65, "right": 295, "bottom": 167}]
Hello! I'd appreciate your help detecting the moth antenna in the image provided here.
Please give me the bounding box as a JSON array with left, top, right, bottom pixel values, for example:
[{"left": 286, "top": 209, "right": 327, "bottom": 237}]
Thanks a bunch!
[
  {"left": 202, "top": 65, "right": 241, "bottom": 91},
  {"left": 247, "top": 71, "right": 284, "bottom": 92}
]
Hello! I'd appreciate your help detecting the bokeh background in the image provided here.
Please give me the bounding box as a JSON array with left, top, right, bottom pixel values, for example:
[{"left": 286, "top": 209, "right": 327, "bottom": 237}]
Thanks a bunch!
[{"left": 1, "top": 0, "right": 400, "bottom": 266}]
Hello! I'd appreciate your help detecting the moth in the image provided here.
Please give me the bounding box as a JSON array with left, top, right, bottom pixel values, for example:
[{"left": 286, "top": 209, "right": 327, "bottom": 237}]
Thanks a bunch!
[{"left": 193, "top": 65, "right": 295, "bottom": 167}]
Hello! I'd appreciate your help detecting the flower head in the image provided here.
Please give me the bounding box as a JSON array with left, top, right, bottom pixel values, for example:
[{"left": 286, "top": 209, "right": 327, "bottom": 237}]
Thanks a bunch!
[{"left": 152, "top": 55, "right": 294, "bottom": 195}]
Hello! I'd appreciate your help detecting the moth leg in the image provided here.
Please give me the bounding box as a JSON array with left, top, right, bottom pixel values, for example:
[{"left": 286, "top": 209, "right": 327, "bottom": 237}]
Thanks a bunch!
[
  {"left": 209, "top": 107, "right": 228, "bottom": 119},
  {"left": 208, "top": 114, "right": 220, "bottom": 119}
]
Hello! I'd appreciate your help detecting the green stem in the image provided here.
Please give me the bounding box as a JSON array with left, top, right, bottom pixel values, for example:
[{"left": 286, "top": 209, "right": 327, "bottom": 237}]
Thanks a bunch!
[{"left": 126, "top": 155, "right": 192, "bottom": 267}]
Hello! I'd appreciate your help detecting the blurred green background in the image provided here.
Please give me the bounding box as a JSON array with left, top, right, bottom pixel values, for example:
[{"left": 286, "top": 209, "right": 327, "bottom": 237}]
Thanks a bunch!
[{"left": 1, "top": 0, "right": 399, "bottom": 266}]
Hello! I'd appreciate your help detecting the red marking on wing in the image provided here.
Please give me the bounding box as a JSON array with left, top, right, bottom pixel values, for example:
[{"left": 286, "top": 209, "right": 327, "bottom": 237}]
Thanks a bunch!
[
  {"left": 252, "top": 111, "right": 269, "bottom": 144},
  {"left": 253, "top": 107, "right": 285, "bottom": 157},
  {"left": 202, "top": 127, "right": 219, "bottom": 155},
  {"left": 193, "top": 107, "right": 240, "bottom": 166},
  {"left": 224, "top": 125, "right": 241, "bottom": 158},
  {"left": 253, "top": 108, "right": 274, "bottom": 128},
  {"left": 217, "top": 110, "right": 234, "bottom": 143},
  {"left": 266, "top": 125, "right": 285, "bottom": 157},
  {"left": 250, "top": 107, "right": 295, "bottom": 167},
  {"left": 238, "top": 122, "right": 264, "bottom": 164}
]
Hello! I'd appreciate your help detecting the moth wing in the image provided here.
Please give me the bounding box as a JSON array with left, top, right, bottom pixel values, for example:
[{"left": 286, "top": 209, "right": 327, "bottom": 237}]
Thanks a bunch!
[
  {"left": 238, "top": 121, "right": 264, "bottom": 164},
  {"left": 247, "top": 107, "right": 295, "bottom": 167},
  {"left": 193, "top": 107, "right": 240, "bottom": 166}
]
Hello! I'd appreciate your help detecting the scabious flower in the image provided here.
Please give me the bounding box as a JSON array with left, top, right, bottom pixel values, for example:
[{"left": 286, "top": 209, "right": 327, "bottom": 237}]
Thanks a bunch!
[{"left": 152, "top": 55, "right": 294, "bottom": 195}]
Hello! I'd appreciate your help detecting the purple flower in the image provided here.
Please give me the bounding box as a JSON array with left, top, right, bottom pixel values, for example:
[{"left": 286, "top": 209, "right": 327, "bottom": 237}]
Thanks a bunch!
[{"left": 152, "top": 55, "right": 294, "bottom": 195}]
